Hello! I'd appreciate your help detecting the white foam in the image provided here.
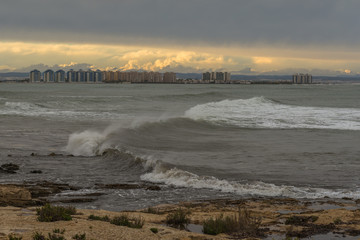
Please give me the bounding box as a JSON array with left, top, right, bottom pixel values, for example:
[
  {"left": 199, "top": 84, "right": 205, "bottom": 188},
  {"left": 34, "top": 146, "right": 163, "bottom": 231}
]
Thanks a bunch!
[
  {"left": 185, "top": 97, "right": 360, "bottom": 130},
  {"left": 141, "top": 166, "right": 360, "bottom": 199},
  {"left": 65, "top": 125, "right": 121, "bottom": 156},
  {"left": 1, "top": 101, "right": 127, "bottom": 120}
]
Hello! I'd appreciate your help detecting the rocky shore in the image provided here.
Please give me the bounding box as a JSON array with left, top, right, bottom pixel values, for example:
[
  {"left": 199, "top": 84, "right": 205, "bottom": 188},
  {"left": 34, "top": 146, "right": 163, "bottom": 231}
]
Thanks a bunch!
[{"left": 1, "top": 183, "right": 360, "bottom": 240}]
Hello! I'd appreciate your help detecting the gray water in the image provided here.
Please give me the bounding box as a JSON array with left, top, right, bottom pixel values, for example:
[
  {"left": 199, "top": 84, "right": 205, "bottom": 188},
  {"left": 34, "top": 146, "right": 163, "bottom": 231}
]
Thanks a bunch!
[{"left": 0, "top": 83, "right": 359, "bottom": 211}]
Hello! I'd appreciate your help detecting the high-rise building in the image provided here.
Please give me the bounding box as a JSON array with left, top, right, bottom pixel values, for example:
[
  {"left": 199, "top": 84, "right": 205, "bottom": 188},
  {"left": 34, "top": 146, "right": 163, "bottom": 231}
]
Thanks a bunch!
[
  {"left": 202, "top": 72, "right": 211, "bottom": 81},
  {"left": 77, "top": 69, "right": 85, "bottom": 82},
  {"left": 30, "top": 69, "right": 41, "bottom": 82},
  {"left": 224, "top": 72, "right": 231, "bottom": 82},
  {"left": 215, "top": 72, "right": 225, "bottom": 83},
  {"left": 202, "top": 71, "right": 230, "bottom": 83},
  {"left": 292, "top": 73, "right": 312, "bottom": 84},
  {"left": 163, "top": 72, "right": 176, "bottom": 83},
  {"left": 43, "top": 69, "right": 55, "bottom": 82},
  {"left": 67, "top": 69, "right": 76, "bottom": 82},
  {"left": 55, "top": 70, "right": 65, "bottom": 82},
  {"left": 94, "top": 70, "right": 103, "bottom": 82},
  {"left": 85, "top": 70, "right": 95, "bottom": 82},
  {"left": 104, "top": 71, "right": 115, "bottom": 82}
]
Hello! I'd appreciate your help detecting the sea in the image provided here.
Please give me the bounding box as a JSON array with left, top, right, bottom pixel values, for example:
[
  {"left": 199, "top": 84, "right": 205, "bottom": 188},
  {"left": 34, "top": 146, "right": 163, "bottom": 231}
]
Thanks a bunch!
[{"left": 0, "top": 83, "right": 359, "bottom": 211}]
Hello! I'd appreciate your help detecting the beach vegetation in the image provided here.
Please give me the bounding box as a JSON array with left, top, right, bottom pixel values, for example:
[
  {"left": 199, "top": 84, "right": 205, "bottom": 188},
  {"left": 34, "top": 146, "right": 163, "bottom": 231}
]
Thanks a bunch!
[
  {"left": 47, "top": 233, "right": 65, "bottom": 240},
  {"left": 8, "top": 234, "right": 22, "bottom": 240},
  {"left": 165, "top": 208, "right": 191, "bottom": 230},
  {"left": 36, "top": 204, "right": 76, "bottom": 222},
  {"left": 334, "top": 217, "right": 342, "bottom": 224},
  {"left": 202, "top": 207, "right": 261, "bottom": 237},
  {"left": 145, "top": 207, "right": 162, "bottom": 214},
  {"left": 88, "top": 214, "right": 110, "bottom": 222},
  {"left": 32, "top": 232, "right": 46, "bottom": 240},
  {"left": 110, "top": 215, "right": 131, "bottom": 226},
  {"left": 52, "top": 229, "right": 65, "bottom": 234},
  {"left": 72, "top": 233, "right": 86, "bottom": 240},
  {"left": 110, "top": 214, "right": 145, "bottom": 228},
  {"left": 131, "top": 216, "right": 145, "bottom": 229},
  {"left": 150, "top": 228, "right": 158, "bottom": 233}
]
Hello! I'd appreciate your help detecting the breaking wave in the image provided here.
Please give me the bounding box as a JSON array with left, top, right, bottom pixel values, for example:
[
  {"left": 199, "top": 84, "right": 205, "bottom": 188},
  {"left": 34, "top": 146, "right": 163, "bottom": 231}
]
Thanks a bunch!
[
  {"left": 141, "top": 166, "right": 360, "bottom": 199},
  {"left": 63, "top": 95, "right": 360, "bottom": 199},
  {"left": 185, "top": 97, "right": 360, "bottom": 130},
  {"left": 64, "top": 127, "right": 360, "bottom": 199},
  {"left": 1, "top": 101, "right": 127, "bottom": 120}
]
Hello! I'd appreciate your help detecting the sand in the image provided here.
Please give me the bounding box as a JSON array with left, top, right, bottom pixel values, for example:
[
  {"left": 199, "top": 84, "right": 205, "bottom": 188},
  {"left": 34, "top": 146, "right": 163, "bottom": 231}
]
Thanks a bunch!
[{"left": 1, "top": 185, "right": 360, "bottom": 240}]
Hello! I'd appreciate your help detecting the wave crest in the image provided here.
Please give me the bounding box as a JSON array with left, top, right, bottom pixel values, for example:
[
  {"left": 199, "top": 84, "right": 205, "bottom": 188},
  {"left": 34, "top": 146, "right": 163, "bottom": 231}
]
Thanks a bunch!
[
  {"left": 65, "top": 126, "right": 360, "bottom": 199},
  {"left": 185, "top": 97, "right": 360, "bottom": 130},
  {"left": 65, "top": 125, "right": 122, "bottom": 156},
  {"left": 141, "top": 166, "right": 360, "bottom": 199}
]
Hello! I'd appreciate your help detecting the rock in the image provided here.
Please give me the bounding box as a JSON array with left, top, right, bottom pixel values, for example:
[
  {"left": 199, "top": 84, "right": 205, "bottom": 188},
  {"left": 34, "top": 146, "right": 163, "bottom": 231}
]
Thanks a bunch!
[
  {"left": 146, "top": 186, "right": 161, "bottom": 191},
  {"left": 346, "top": 229, "right": 360, "bottom": 236},
  {"left": 30, "top": 170, "right": 43, "bottom": 174},
  {"left": 53, "top": 198, "right": 97, "bottom": 203},
  {"left": 22, "top": 181, "right": 80, "bottom": 198},
  {"left": 96, "top": 183, "right": 162, "bottom": 191},
  {"left": 285, "top": 215, "right": 319, "bottom": 226},
  {"left": 0, "top": 185, "right": 42, "bottom": 207},
  {"left": 0, "top": 163, "right": 20, "bottom": 174},
  {"left": 96, "top": 183, "right": 142, "bottom": 190}
]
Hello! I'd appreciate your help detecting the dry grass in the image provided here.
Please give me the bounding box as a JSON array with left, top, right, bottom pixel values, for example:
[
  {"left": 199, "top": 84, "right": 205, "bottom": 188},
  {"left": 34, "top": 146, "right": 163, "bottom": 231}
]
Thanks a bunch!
[{"left": 203, "top": 207, "right": 262, "bottom": 237}]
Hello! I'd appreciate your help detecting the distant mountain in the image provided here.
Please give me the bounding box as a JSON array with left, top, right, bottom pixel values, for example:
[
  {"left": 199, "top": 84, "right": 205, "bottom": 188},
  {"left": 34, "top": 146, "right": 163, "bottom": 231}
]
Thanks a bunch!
[
  {"left": 0, "top": 72, "right": 28, "bottom": 77},
  {"left": 0, "top": 72, "right": 28, "bottom": 80},
  {"left": 1, "top": 71, "right": 359, "bottom": 83}
]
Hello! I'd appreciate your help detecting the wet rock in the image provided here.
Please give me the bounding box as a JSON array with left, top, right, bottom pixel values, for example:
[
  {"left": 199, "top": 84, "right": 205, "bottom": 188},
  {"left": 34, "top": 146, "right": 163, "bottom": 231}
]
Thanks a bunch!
[
  {"left": 146, "top": 185, "right": 161, "bottom": 191},
  {"left": 342, "top": 197, "right": 352, "bottom": 201},
  {"left": 286, "top": 223, "right": 336, "bottom": 239},
  {"left": 22, "top": 181, "right": 80, "bottom": 198},
  {"left": 77, "top": 192, "right": 105, "bottom": 197},
  {"left": 53, "top": 198, "right": 97, "bottom": 203},
  {"left": 0, "top": 163, "right": 20, "bottom": 174},
  {"left": 0, "top": 185, "right": 44, "bottom": 207},
  {"left": 346, "top": 229, "right": 360, "bottom": 236},
  {"left": 285, "top": 215, "right": 319, "bottom": 226},
  {"left": 97, "top": 183, "right": 142, "bottom": 189},
  {"left": 96, "top": 183, "right": 162, "bottom": 191}
]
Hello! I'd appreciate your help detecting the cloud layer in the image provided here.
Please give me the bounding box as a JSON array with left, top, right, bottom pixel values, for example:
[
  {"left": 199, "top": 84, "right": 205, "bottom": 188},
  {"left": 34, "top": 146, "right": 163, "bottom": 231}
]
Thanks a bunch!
[
  {"left": 2, "top": 0, "right": 360, "bottom": 47},
  {"left": 1, "top": 1, "right": 360, "bottom": 74}
]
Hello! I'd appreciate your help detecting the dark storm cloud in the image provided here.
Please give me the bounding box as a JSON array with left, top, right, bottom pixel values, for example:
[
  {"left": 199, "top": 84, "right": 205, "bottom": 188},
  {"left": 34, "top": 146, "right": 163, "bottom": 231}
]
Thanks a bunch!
[{"left": 1, "top": 0, "right": 359, "bottom": 48}]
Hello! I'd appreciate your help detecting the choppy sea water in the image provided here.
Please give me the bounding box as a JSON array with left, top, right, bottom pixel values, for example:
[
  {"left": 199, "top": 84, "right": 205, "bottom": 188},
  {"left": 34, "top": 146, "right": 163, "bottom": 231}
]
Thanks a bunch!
[{"left": 0, "top": 83, "right": 359, "bottom": 211}]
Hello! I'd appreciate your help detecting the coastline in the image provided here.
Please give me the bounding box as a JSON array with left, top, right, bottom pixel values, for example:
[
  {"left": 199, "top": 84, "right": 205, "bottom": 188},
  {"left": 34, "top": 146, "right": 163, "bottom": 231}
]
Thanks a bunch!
[{"left": 1, "top": 184, "right": 360, "bottom": 240}]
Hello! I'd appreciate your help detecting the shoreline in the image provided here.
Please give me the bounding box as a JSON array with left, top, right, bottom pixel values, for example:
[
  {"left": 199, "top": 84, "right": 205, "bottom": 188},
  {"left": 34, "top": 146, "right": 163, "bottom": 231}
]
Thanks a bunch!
[{"left": 1, "top": 184, "right": 360, "bottom": 239}]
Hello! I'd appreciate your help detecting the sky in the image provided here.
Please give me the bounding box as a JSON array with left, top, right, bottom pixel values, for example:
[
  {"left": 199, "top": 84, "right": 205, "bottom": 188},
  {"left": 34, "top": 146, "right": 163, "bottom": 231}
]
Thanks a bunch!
[{"left": 1, "top": 0, "right": 360, "bottom": 75}]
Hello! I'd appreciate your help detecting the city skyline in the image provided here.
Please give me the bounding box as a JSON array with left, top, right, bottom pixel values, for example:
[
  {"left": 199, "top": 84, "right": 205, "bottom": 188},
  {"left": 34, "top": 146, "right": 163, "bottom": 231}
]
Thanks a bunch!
[{"left": 1, "top": 1, "right": 360, "bottom": 76}]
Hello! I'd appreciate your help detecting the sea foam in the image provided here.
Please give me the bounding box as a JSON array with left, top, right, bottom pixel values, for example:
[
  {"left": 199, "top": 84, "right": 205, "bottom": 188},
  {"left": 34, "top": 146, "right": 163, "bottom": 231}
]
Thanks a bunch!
[
  {"left": 140, "top": 165, "right": 360, "bottom": 199},
  {"left": 185, "top": 97, "right": 360, "bottom": 130},
  {"left": 1, "top": 101, "right": 126, "bottom": 120}
]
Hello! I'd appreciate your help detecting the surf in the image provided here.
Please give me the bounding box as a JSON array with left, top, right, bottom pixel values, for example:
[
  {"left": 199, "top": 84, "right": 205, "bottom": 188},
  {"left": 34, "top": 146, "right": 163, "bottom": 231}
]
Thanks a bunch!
[{"left": 185, "top": 96, "right": 360, "bottom": 130}]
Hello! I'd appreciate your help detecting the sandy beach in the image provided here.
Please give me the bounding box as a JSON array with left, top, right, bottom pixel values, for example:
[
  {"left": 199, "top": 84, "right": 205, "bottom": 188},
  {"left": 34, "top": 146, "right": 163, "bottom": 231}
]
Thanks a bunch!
[{"left": 1, "top": 184, "right": 360, "bottom": 240}]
